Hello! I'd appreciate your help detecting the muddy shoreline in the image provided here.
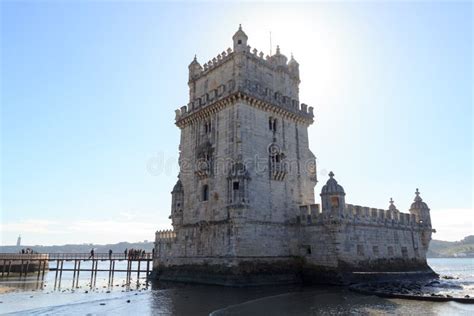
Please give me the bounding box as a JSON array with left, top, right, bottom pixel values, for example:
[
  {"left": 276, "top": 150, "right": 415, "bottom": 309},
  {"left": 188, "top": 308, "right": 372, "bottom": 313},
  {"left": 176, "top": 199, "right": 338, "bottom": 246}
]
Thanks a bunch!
[{"left": 350, "top": 279, "right": 474, "bottom": 304}]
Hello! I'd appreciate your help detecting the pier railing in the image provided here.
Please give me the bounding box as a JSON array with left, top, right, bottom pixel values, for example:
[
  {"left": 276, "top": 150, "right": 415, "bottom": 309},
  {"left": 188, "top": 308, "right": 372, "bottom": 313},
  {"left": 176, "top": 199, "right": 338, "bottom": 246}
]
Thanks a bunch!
[
  {"left": 0, "top": 253, "right": 152, "bottom": 261},
  {"left": 0, "top": 252, "right": 154, "bottom": 286}
]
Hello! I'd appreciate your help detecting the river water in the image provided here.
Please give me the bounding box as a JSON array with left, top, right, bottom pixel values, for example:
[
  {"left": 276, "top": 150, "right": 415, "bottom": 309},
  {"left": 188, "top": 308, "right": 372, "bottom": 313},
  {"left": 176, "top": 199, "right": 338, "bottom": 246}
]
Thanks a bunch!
[{"left": 0, "top": 258, "right": 473, "bottom": 315}]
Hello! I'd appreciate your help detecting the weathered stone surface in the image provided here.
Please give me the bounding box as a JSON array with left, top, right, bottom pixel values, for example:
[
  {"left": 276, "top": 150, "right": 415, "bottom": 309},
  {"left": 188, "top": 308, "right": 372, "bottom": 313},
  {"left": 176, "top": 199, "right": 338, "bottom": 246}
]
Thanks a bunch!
[{"left": 153, "top": 26, "right": 434, "bottom": 286}]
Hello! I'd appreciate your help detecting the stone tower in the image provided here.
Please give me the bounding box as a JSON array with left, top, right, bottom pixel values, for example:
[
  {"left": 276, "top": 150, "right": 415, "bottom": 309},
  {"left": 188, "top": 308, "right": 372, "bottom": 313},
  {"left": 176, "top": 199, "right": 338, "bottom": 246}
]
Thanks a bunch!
[
  {"left": 157, "top": 26, "right": 317, "bottom": 283},
  {"left": 172, "top": 25, "right": 316, "bottom": 232}
]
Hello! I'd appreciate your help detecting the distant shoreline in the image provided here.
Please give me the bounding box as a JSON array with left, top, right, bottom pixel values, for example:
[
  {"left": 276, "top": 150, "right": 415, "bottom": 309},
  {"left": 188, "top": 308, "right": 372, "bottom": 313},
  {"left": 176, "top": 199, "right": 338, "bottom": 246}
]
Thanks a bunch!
[{"left": 1, "top": 236, "right": 472, "bottom": 259}]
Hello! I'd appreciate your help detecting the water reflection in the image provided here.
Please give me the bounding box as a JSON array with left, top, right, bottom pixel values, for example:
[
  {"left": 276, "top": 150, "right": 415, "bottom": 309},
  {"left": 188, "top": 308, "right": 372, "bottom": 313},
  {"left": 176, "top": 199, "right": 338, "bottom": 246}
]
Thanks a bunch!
[
  {"left": 0, "top": 260, "right": 148, "bottom": 294},
  {"left": 1, "top": 259, "right": 473, "bottom": 315},
  {"left": 1, "top": 278, "right": 473, "bottom": 315},
  {"left": 149, "top": 282, "right": 305, "bottom": 315},
  {"left": 0, "top": 276, "right": 47, "bottom": 292},
  {"left": 147, "top": 282, "right": 473, "bottom": 316}
]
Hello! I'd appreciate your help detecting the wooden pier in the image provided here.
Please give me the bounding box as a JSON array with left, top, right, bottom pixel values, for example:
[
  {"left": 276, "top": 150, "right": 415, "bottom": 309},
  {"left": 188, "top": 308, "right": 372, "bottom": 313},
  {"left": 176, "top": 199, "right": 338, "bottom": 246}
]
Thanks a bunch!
[{"left": 0, "top": 253, "right": 153, "bottom": 287}]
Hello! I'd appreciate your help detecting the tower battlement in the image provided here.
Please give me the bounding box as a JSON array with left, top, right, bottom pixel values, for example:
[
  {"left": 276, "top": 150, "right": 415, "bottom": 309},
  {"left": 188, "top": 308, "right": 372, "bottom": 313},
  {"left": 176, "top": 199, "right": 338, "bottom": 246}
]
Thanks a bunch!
[
  {"left": 190, "top": 44, "right": 299, "bottom": 84},
  {"left": 298, "top": 202, "right": 429, "bottom": 229},
  {"left": 177, "top": 25, "right": 309, "bottom": 127}
]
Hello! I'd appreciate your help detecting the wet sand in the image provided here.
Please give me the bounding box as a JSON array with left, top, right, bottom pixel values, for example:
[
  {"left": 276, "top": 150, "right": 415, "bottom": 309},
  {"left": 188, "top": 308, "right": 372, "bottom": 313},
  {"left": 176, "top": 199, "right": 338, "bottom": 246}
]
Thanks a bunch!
[
  {"left": 2, "top": 283, "right": 473, "bottom": 315},
  {"left": 0, "top": 258, "right": 473, "bottom": 315},
  {"left": 0, "top": 286, "right": 16, "bottom": 294}
]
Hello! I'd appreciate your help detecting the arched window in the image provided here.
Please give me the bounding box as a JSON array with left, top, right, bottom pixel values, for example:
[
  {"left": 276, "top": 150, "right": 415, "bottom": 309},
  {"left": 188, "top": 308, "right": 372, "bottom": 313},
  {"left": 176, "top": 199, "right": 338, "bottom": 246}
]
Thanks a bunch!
[
  {"left": 202, "top": 185, "right": 209, "bottom": 201},
  {"left": 233, "top": 181, "right": 239, "bottom": 190},
  {"left": 268, "top": 117, "right": 277, "bottom": 132},
  {"left": 204, "top": 121, "right": 211, "bottom": 134},
  {"left": 268, "top": 144, "right": 286, "bottom": 181},
  {"left": 331, "top": 196, "right": 339, "bottom": 208},
  {"left": 227, "top": 162, "right": 249, "bottom": 205}
]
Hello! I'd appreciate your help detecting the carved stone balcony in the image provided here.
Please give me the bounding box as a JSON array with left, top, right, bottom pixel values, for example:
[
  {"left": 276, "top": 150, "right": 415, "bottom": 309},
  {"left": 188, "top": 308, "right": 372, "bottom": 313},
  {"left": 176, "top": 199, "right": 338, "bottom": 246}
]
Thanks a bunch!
[{"left": 270, "top": 162, "right": 287, "bottom": 181}]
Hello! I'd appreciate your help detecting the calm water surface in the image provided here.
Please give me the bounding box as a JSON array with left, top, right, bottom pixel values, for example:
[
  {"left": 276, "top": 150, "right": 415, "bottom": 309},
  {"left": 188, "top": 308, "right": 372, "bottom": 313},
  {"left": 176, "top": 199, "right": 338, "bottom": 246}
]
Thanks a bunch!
[{"left": 0, "top": 258, "right": 473, "bottom": 315}]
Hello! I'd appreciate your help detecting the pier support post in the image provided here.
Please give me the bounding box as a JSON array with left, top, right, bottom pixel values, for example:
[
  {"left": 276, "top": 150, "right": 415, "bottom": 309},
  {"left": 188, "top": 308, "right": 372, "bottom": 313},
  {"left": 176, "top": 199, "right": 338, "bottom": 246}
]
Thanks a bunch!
[
  {"left": 72, "top": 260, "right": 77, "bottom": 287},
  {"left": 42, "top": 259, "right": 46, "bottom": 279},
  {"left": 108, "top": 259, "right": 113, "bottom": 285},
  {"left": 126, "top": 259, "right": 131, "bottom": 284},
  {"left": 111, "top": 260, "right": 115, "bottom": 284},
  {"left": 58, "top": 260, "right": 64, "bottom": 288},
  {"left": 54, "top": 259, "right": 59, "bottom": 287},
  {"left": 37, "top": 260, "right": 42, "bottom": 280},
  {"left": 94, "top": 259, "right": 98, "bottom": 285},
  {"left": 137, "top": 260, "right": 141, "bottom": 280},
  {"left": 146, "top": 259, "right": 150, "bottom": 280},
  {"left": 75, "top": 260, "right": 81, "bottom": 288},
  {"left": 90, "top": 259, "right": 95, "bottom": 286},
  {"left": 7, "top": 260, "right": 12, "bottom": 276}
]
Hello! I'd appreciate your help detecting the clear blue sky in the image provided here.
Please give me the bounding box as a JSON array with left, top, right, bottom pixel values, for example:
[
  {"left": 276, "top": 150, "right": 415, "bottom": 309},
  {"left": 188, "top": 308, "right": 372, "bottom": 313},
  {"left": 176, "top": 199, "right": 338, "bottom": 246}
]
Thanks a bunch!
[{"left": 1, "top": 1, "right": 472, "bottom": 245}]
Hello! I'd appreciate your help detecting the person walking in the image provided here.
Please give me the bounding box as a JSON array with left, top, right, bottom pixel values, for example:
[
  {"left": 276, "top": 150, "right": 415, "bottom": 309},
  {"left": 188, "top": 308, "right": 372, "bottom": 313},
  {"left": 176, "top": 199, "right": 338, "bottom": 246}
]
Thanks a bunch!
[
  {"left": 89, "top": 248, "right": 95, "bottom": 259},
  {"left": 109, "top": 249, "right": 113, "bottom": 259}
]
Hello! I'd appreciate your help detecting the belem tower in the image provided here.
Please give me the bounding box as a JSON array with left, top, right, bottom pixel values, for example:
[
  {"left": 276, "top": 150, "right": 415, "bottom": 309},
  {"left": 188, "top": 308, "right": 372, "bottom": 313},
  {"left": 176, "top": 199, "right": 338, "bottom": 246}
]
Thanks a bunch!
[{"left": 153, "top": 26, "right": 436, "bottom": 285}]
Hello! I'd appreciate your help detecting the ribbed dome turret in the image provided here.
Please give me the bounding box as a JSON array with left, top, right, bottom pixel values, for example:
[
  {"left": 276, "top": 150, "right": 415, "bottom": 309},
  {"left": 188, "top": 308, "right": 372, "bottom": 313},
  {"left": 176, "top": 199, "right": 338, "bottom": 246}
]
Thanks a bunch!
[
  {"left": 388, "top": 198, "right": 398, "bottom": 212},
  {"left": 288, "top": 54, "right": 299, "bottom": 67},
  {"left": 188, "top": 55, "right": 202, "bottom": 80},
  {"left": 271, "top": 45, "right": 288, "bottom": 66},
  {"left": 172, "top": 179, "right": 183, "bottom": 193},
  {"left": 232, "top": 24, "right": 248, "bottom": 41},
  {"left": 409, "top": 188, "right": 431, "bottom": 227},
  {"left": 410, "top": 188, "right": 429, "bottom": 210},
  {"left": 188, "top": 55, "right": 201, "bottom": 67},
  {"left": 321, "top": 171, "right": 345, "bottom": 195},
  {"left": 288, "top": 54, "right": 300, "bottom": 80},
  {"left": 233, "top": 24, "right": 248, "bottom": 52}
]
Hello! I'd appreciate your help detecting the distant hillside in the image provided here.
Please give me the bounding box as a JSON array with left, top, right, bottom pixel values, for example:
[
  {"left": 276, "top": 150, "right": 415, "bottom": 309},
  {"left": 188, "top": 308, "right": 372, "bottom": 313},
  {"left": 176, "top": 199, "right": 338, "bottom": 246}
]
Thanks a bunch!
[
  {"left": 428, "top": 235, "right": 474, "bottom": 258},
  {"left": 1, "top": 237, "right": 472, "bottom": 258},
  {"left": 0, "top": 241, "right": 154, "bottom": 254}
]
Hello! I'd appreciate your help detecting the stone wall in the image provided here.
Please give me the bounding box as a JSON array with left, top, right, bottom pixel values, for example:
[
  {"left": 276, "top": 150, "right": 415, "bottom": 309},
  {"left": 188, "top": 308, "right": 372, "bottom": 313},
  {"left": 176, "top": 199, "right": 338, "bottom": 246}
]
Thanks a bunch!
[{"left": 297, "top": 201, "right": 432, "bottom": 272}]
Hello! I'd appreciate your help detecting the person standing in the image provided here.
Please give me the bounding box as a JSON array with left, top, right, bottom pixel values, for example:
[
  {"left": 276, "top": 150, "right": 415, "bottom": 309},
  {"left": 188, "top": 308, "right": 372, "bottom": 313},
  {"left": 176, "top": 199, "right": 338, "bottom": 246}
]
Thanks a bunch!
[
  {"left": 124, "top": 248, "right": 128, "bottom": 259},
  {"left": 108, "top": 249, "right": 113, "bottom": 259}
]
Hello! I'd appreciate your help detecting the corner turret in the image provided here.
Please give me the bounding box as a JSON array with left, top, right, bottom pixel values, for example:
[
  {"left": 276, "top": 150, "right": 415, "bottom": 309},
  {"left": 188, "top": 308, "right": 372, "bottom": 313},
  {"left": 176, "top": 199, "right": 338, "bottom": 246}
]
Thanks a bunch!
[
  {"left": 320, "top": 171, "right": 346, "bottom": 216},
  {"left": 232, "top": 24, "right": 248, "bottom": 53},
  {"left": 188, "top": 55, "right": 202, "bottom": 81},
  {"left": 170, "top": 178, "right": 184, "bottom": 227},
  {"left": 409, "top": 188, "right": 431, "bottom": 227},
  {"left": 270, "top": 45, "right": 288, "bottom": 66},
  {"left": 288, "top": 54, "right": 300, "bottom": 81},
  {"left": 388, "top": 197, "right": 400, "bottom": 220}
]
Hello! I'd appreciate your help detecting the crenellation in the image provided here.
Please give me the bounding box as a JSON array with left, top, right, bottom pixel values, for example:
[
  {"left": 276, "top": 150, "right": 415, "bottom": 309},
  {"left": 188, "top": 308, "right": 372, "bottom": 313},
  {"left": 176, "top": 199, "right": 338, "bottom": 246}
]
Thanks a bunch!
[
  {"left": 371, "top": 208, "right": 378, "bottom": 219},
  {"left": 181, "top": 30, "right": 305, "bottom": 129},
  {"left": 175, "top": 89, "right": 313, "bottom": 128},
  {"left": 155, "top": 229, "right": 177, "bottom": 241}
]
